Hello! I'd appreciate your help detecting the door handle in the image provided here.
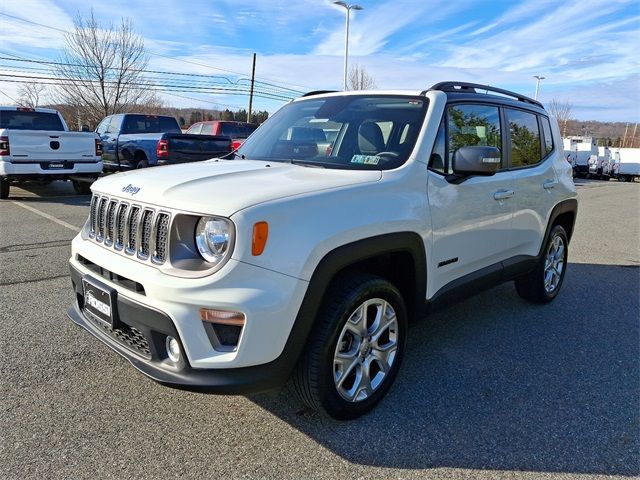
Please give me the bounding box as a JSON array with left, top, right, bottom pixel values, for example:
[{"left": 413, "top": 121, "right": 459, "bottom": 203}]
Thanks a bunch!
[
  {"left": 493, "top": 190, "right": 515, "bottom": 200},
  {"left": 543, "top": 180, "right": 558, "bottom": 190}
]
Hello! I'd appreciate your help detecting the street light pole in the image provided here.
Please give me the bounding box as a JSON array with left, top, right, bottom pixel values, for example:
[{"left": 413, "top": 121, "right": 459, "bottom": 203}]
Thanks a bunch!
[
  {"left": 333, "top": 1, "right": 363, "bottom": 91},
  {"left": 533, "top": 75, "right": 545, "bottom": 100}
]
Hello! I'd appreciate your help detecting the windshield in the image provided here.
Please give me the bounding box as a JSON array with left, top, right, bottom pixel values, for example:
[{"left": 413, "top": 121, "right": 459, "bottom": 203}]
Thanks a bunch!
[
  {"left": 0, "top": 111, "right": 65, "bottom": 131},
  {"left": 237, "top": 95, "right": 428, "bottom": 170}
]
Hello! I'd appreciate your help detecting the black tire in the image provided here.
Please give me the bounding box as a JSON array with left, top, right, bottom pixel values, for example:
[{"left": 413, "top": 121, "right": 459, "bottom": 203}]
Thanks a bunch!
[
  {"left": 293, "top": 272, "right": 407, "bottom": 420},
  {"left": 0, "top": 178, "right": 9, "bottom": 199},
  {"left": 72, "top": 180, "right": 92, "bottom": 195},
  {"left": 135, "top": 159, "right": 148, "bottom": 169},
  {"left": 515, "top": 225, "right": 568, "bottom": 304}
]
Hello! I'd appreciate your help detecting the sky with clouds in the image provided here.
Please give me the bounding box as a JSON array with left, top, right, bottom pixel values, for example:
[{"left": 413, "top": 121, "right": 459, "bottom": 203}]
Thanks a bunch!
[{"left": 0, "top": 0, "right": 638, "bottom": 121}]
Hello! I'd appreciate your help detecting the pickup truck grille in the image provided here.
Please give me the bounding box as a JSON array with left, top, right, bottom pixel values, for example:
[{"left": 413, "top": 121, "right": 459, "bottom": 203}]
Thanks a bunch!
[{"left": 89, "top": 194, "right": 171, "bottom": 265}]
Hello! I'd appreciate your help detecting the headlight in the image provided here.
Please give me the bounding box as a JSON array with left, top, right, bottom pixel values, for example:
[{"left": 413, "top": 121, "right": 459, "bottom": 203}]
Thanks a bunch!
[{"left": 195, "top": 216, "right": 234, "bottom": 266}]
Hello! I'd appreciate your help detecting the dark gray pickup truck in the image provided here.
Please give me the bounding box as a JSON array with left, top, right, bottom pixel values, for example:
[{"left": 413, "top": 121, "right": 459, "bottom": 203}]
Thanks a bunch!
[{"left": 97, "top": 114, "right": 232, "bottom": 171}]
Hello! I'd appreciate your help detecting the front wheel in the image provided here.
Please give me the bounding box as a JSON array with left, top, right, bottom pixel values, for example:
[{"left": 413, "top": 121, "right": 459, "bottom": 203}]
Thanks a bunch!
[
  {"left": 293, "top": 272, "right": 407, "bottom": 420},
  {"left": 515, "top": 225, "right": 568, "bottom": 304}
]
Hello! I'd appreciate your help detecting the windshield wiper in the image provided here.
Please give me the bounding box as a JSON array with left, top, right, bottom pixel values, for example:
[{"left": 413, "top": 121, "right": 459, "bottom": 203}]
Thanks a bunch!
[
  {"left": 219, "top": 151, "right": 244, "bottom": 160},
  {"left": 290, "top": 160, "right": 325, "bottom": 168},
  {"left": 265, "top": 158, "right": 325, "bottom": 168}
]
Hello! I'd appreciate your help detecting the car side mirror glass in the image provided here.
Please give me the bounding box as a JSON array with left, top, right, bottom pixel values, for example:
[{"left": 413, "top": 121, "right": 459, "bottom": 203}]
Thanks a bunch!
[{"left": 452, "top": 146, "right": 501, "bottom": 176}]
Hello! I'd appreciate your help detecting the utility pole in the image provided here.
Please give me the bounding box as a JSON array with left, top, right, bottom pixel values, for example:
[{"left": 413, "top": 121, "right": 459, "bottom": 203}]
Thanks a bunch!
[
  {"left": 632, "top": 122, "right": 638, "bottom": 148},
  {"left": 622, "top": 123, "right": 629, "bottom": 148},
  {"left": 247, "top": 53, "right": 256, "bottom": 123}
]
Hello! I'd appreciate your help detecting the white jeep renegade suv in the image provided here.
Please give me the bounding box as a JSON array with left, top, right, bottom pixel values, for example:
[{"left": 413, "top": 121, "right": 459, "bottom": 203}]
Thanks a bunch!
[{"left": 68, "top": 82, "right": 578, "bottom": 419}]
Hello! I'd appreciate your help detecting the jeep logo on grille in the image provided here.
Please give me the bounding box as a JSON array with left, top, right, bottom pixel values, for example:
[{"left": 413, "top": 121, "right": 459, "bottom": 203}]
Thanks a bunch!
[{"left": 122, "top": 184, "right": 140, "bottom": 195}]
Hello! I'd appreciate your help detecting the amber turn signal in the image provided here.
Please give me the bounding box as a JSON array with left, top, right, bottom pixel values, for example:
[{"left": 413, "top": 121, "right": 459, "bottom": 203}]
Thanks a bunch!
[
  {"left": 252, "top": 221, "right": 269, "bottom": 256},
  {"left": 199, "top": 308, "right": 246, "bottom": 327}
]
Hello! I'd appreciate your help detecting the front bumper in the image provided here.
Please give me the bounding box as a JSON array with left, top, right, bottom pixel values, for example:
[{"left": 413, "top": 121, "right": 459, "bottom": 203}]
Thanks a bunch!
[{"left": 68, "top": 263, "right": 295, "bottom": 394}]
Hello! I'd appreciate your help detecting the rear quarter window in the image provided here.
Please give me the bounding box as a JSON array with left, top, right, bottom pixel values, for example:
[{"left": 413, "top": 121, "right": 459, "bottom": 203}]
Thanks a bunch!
[{"left": 541, "top": 116, "right": 554, "bottom": 156}]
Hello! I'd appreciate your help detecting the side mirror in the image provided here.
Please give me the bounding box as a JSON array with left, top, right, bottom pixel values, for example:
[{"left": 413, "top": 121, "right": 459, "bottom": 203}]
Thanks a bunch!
[
  {"left": 81, "top": 125, "right": 90, "bottom": 132},
  {"left": 452, "top": 146, "right": 501, "bottom": 176}
]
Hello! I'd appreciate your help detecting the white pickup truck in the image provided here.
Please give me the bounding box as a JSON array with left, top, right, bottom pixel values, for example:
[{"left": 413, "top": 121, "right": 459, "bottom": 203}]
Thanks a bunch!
[{"left": 0, "top": 107, "right": 103, "bottom": 199}]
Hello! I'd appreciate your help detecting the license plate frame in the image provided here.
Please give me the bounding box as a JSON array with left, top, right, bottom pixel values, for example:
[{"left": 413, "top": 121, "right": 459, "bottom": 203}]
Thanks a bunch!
[{"left": 82, "top": 276, "right": 118, "bottom": 328}]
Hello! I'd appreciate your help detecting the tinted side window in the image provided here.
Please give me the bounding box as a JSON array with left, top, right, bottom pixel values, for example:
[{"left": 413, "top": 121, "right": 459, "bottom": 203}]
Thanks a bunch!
[
  {"left": 187, "top": 124, "right": 201, "bottom": 134},
  {"left": 200, "top": 124, "right": 214, "bottom": 135},
  {"left": 506, "top": 109, "right": 542, "bottom": 167},
  {"left": 448, "top": 104, "right": 502, "bottom": 166},
  {"left": 541, "top": 116, "right": 554, "bottom": 156},
  {"left": 96, "top": 117, "right": 111, "bottom": 135},
  {"left": 106, "top": 115, "right": 122, "bottom": 134}
]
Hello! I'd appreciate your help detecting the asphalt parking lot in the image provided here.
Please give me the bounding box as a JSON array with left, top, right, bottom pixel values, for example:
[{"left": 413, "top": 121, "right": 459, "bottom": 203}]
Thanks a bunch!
[{"left": 1, "top": 179, "right": 638, "bottom": 480}]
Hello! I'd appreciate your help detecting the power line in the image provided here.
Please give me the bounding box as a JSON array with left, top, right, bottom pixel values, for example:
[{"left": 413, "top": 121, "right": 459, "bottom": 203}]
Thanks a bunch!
[
  {"left": 0, "top": 12, "right": 314, "bottom": 92},
  {"left": 0, "top": 54, "right": 306, "bottom": 94},
  {"left": 0, "top": 89, "right": 18, "bottom": 103},
  {"left": 0, "top": 78, "right": 293, "bottom": 102},
  {"left": 0, "top": 62, "right": 298, "bottom": 97},
  {"left": 0, "top": 72, "right": 294, "bottom": 101}
]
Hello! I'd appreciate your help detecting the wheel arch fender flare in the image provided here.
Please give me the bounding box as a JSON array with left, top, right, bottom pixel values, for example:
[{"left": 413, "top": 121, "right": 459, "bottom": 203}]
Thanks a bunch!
[
  {"left": 539, "top": 198, "right": 578, "bottom": 257},
  {"left": 273, "top": 232, "right": 427, "bottom": 378}
]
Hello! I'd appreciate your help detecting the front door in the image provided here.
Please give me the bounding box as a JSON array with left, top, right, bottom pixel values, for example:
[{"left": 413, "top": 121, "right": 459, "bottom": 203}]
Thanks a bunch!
[{"left": 426, "top": 103, "right": 515, "bottom": 297}]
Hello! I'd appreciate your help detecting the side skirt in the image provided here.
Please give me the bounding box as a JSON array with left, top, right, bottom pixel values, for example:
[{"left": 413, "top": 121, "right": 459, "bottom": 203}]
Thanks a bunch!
[{"left": 426, "top": 255, "right": 538, "bottom": 313}]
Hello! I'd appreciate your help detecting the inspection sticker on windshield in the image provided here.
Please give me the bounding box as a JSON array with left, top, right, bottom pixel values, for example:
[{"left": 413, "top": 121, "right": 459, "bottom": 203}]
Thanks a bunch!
[{"left": 351, "top": 155, "right": 380, "bottom": 165}]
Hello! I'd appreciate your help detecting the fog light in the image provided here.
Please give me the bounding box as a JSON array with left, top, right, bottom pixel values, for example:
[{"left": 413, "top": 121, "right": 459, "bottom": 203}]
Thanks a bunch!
[{"left": 166, "top": 336, "right": 181, "bottom": 362}]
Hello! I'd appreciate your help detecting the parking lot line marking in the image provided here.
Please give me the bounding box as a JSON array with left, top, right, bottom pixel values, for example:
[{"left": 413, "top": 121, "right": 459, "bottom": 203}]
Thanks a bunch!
[{"left": 11, "top": 201, "right": 81, "bottom": 233}]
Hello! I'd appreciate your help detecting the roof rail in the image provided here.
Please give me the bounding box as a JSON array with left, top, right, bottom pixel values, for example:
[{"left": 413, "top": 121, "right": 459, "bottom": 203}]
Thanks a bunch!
[
  {"left": 301, "top": 90, "right": 338, "bottom": 97},
  {"left": 423, "top": 82, "right": 543, "bottom": 108}
]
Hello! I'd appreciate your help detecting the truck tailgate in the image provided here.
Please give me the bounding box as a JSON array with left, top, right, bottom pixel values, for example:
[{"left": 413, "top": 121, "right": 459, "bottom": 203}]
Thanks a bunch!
[
  {"left": 8, "top": 130, "right": 98, "bottom": 162},
  {"left": 167, "top": 134, "right": 231, "bottom": 162}
]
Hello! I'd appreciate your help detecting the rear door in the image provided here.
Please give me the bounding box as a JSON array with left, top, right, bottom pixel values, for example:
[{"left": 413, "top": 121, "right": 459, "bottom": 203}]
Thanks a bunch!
[
  {"left": 506, "top": 109, "right": 559, "bottom": 258},
  {"left": 427, "top": 103, "right": 515, "bottom": 297}
]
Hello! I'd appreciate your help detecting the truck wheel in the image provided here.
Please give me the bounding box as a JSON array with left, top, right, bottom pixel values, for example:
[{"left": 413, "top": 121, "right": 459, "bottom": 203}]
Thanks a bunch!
[
  {"left": 293, "top": 272, "right": 407, "bottom": 420},
  {"left": 72, "top": 180, "right": 92, "bottom": 195},
  {"left": 515, "top": 224, "right": 568, "bottom": 304},
  {"left": 136, "top": 159, "right": 148, "bottom": 169},
  {"left": 0, "top": 178, "right": 9, "bottom": 199}
]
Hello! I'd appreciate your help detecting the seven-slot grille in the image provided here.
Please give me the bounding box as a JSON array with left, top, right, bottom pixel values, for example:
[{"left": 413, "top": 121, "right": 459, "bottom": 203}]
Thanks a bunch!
[{"left": 89, "top": 194, "right": 170, "bottom": 264}]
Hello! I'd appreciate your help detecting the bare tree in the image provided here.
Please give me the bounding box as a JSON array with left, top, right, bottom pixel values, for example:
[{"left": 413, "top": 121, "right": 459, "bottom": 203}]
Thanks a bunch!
[
  {"left": 17, "top": 83, "right": 47, "bottom": 108},
  {"left": 348, "top": 64, "right": 377, "bottom": 91},
  {"left": 53, "top": 10, "right": 154, "bottom": 124},
  {"left": 548, "top": 99, "right": 573, "bottom": 137}
]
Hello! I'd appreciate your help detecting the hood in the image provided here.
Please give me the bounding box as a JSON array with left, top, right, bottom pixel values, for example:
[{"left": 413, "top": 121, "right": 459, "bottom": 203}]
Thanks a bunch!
[{"left": 91, "top": 159, "right": 382, "bottom": 216}]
